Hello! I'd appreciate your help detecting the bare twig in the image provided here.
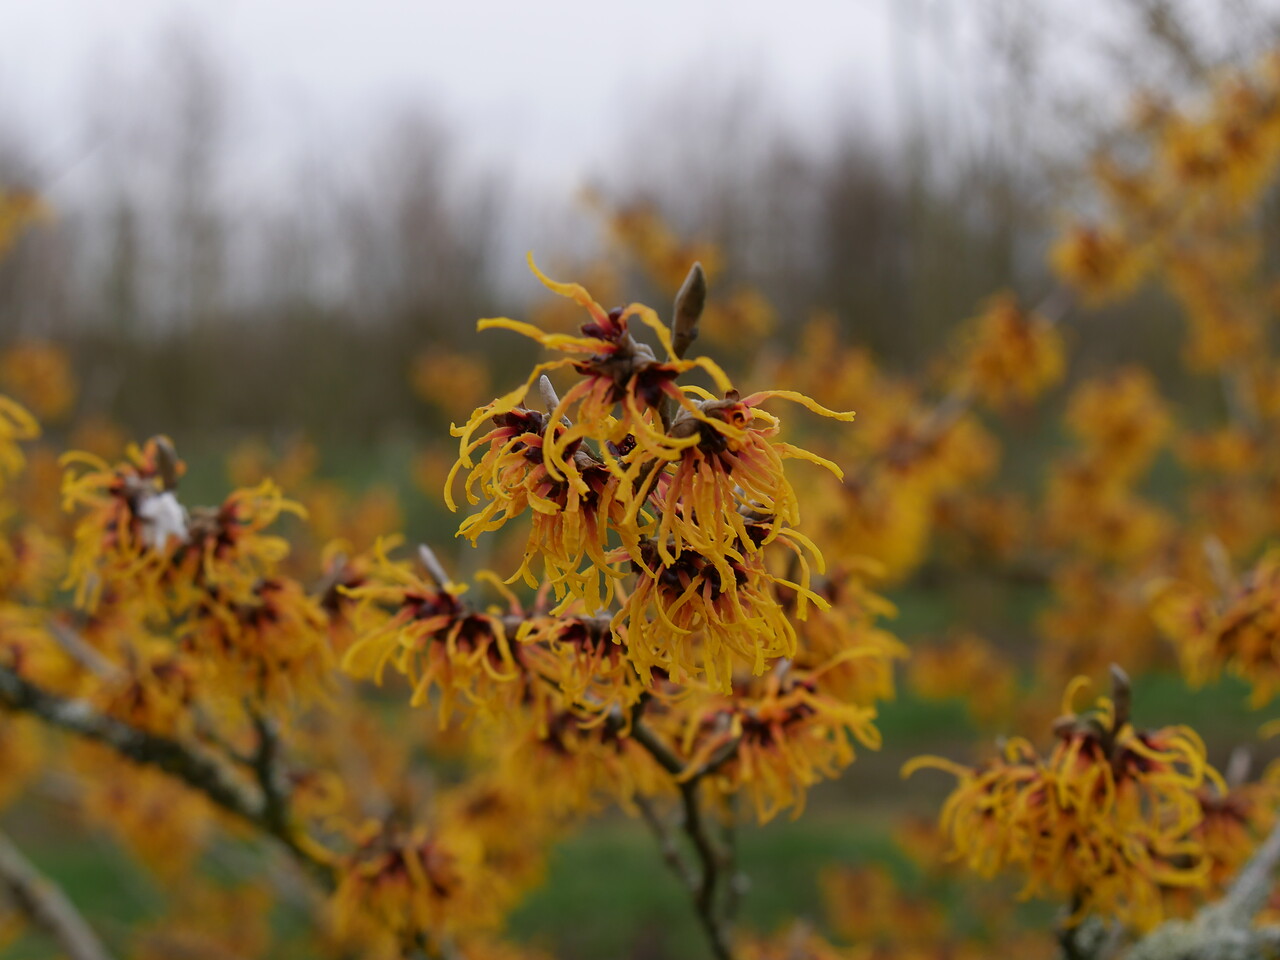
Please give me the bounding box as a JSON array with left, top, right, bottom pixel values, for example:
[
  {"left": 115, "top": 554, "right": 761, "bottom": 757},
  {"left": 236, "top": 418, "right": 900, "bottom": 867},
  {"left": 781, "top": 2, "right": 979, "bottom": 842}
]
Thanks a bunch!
[
  {"left": 720, "top": 795, "right": 747, "bottom": 923},
  {"left": 635, "top": 794, "right": 698, "bottom": 892},
  {"left": 417, "top": 544, "right": 453, "bottom": 591},
  {"left": 44, "top": 622, "right": 250, "bottom": 766},
  {"left": 1121, "top": 0, "right": 1208, "bottom": 80},
  {"left": 1217, "top": 813, "right": 1280, "bottom": 922},
  {"left": 1126, "top": 812, "right": 1280, "bottom": 960},
  {"left": 46, "top": 621, "right": 124, "bottom": 682},
  {"left": 628, "top": 712, "right": 686, "bottom": 778},
  {"left": 0, "top": 828, "right": 115, "bottom": 960}
]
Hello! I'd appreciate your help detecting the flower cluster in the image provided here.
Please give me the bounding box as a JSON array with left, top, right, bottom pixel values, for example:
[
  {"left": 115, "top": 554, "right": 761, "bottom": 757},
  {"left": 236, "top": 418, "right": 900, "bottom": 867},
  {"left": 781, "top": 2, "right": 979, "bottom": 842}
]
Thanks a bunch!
[
  {"left": 58, "top": 438, "right": 333, "bottom": 704},
  {"left": 1150, "top": 549, "right": 1280, "bottom": 706},
  {"left": 447, "top": 258, "right": 854, "bottom": 694},
  {"left": 907, "top": 676, "right": 1222, "bottom": 931},
  {"left": 12, "top": 53, "right": 1280, "bottom": 956},
  {"left": 330, "top": 822, "right": 490, "bottom": 954},
  {"left": 956, "top": 292, "right": 1064, "bottom": 411},
  {"left": 682, "top": 669, "right": 884, "bottom": 823}
]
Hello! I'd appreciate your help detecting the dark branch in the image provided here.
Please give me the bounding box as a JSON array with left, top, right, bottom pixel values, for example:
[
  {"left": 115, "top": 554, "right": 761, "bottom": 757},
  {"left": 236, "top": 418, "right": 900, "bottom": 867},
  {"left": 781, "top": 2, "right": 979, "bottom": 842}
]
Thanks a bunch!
[
  {"left": 0, "top": 665, "right": 336, "bottom": 889},
  {"left": 628, "top": 705, "right": 736, "bottom": 960}
]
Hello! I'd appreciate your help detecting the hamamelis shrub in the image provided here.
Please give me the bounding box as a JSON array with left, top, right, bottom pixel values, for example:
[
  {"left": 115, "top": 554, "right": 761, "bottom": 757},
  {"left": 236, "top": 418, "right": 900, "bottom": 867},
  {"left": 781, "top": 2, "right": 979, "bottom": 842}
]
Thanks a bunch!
[{"left": 12, "top": 40, "right": 1280, "bottom": 960}]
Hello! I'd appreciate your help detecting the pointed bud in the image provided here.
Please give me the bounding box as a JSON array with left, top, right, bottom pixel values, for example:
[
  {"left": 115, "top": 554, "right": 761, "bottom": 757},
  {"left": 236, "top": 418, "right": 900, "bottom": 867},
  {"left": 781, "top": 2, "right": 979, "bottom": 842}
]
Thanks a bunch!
[
  {"left": 671, "top": 262, "right": 707, "bottom": 360},
  {"left": 538, "top": 375, "right": 572, "bottom": 427},
  {"left": 152, "top": 436, "right": 181, "bottom": 491}
]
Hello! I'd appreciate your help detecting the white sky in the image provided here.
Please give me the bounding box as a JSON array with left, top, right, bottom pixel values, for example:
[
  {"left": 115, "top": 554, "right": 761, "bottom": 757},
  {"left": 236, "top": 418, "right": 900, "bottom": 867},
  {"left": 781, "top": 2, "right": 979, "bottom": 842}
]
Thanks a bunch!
[
  {"left": 1, "top": 0, "right": 907, "bottom": 196},
  {"left": 6, "top": 0, "right": 1278, "bottom": 198}
]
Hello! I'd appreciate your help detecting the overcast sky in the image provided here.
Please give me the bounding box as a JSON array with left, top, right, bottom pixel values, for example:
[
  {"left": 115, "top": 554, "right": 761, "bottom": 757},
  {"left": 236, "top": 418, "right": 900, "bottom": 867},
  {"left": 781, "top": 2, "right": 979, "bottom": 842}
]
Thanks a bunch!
[
  {"left": 7, "top": 1, "right": 1278, "bottom": 195},
  {"left": 0, "top": 1, "right": 950, "bottom": 194}
]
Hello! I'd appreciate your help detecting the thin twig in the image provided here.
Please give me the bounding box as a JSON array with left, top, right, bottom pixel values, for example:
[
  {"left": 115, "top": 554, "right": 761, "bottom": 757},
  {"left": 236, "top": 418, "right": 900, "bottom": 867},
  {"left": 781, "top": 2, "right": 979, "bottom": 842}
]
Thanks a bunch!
[
  {"left": 635, "top": 794, "right": 698, "bottom": 891},
  {"left": 46, "top": 621, "right": 123, "bottom": 681},
  {"left": 720, "top": 795, "right": 746, "bottom": 923},
  {"left": 0, "top": 828, "right": 115, "bottom": 960},
  {"left": 248, "top": 708, "right": 290, "bottom": 838},
  {"left": 47, "top": 621, "right": 248, "bottom": 766},
  {"left": 417, "top": 544, "right": 453, "bottom": 591},
  {"left": 628, "top": 713, "right": 685, "bottom": 777},
  {"left": 628, "top": 706, "right": 736, "bottom": 960}
]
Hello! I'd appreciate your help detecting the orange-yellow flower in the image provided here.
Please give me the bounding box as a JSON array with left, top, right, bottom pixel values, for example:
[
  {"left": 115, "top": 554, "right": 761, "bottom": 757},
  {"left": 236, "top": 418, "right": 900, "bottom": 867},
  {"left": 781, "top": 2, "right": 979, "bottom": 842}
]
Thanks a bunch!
[
  {"left": 179, "top": 575, "right": 333, "bottom": 704},
  {"left": 495, "top": 706, "right": 673, "bottom": 816},
  {"left": 0, "top": 341, "right": 77, "bottom": 422},
  {"left": 0, "top": 395, "right": 38, "bottom": 488},
  {"left": 683, "top": 669, "right": 883, "bottom": 823},
  {"left": 1149, "top": 549, "right": 1280, "bottom": 706},
  {"left": 1051, "top": 223, "right": 1149, "bottom": 304},
  {"left": 448, "top": 404, "right": 626, "bottom": 611},
  {"left": 60, "top": 437, "right": 188, "bottom": 611},
  {"left": 958, "top": 292, "right": 1064, "bottom": 411},
  {"left": 618, "top": 537, "right": 813, "bottom": 691},
  {"left": 905, "top": 677, "right": 1221, "bottom": 931},
  {"left": 341, "top": 548, "right": 518, "bottom": 725},
  {"left": 460, "top": 255, "right": 735, "bottom": 490},
  {"left": 649, "top": 388, "right": 850, "bottom": 575},
  {"left": 331, "top": 822, "right": 495, "bottom": 953}
]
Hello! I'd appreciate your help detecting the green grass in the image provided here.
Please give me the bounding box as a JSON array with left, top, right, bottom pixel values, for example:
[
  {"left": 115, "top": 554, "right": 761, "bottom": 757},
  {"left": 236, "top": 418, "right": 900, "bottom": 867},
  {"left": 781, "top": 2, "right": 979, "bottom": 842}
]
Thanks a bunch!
[{"left": 508, "top": 812, "right": 910, "bottom": 960}]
